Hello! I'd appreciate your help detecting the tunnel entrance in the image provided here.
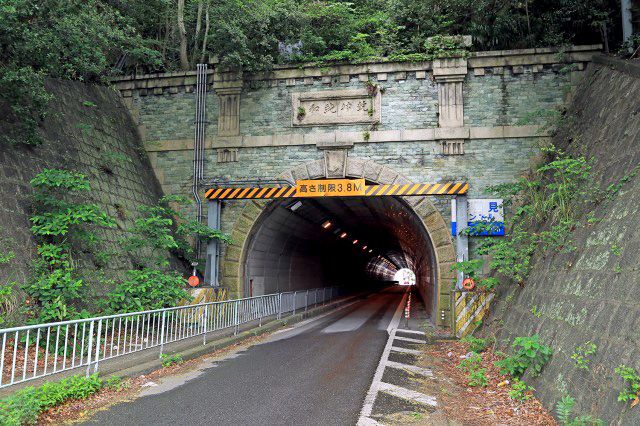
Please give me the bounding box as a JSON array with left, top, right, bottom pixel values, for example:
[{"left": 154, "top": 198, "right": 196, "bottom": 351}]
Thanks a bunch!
[{"left": 242, "top": 195, "right": 439, "bottom": 320}]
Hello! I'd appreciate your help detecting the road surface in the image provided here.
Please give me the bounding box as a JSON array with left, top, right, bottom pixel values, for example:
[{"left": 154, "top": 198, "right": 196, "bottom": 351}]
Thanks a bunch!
[{"left": 81, "top": 286, "right": 406, "bottom": 426}]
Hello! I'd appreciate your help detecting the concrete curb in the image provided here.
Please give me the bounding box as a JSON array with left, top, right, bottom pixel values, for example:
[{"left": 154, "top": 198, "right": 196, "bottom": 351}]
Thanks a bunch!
[{"left": 106, "top": 295, "right": 363, "bottom": 382}]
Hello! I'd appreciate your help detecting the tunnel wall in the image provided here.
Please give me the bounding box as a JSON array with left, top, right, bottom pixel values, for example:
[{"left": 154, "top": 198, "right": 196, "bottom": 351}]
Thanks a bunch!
[{"left": 491, "top": 56, "right": 640, "bottom": 425}]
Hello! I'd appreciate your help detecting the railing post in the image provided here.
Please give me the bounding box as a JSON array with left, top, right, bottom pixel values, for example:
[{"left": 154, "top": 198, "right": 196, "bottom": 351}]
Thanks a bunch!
[
  {"left": 159, "top": 310, "right": 167, "bottom": 357},
  {"left": 234, "top": 301, "right": 239, "bottom": 335},
  {"left": 277, "top": 293, "right": 282, "bottom": 320},
  {"left": 292, "top": 291, "right": 297, "bottom": 315},
  {"left": 203, "top": 306, "right": 208, "bottom": 345},
  {"left": 305, "top": 290, "right": 309, "bottom": 312},
  {"left": 85, "top": 321, "right": 94, "bottom": 378},
  {"left": 93, "top": 319, "right": 103, "bottom": 373},
  {"left": 259, "top": 296, "right": 263, "bottom": 327}
]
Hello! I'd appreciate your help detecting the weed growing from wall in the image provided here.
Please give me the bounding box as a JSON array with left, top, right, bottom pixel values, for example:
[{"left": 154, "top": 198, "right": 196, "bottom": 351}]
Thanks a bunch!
[{"left": 25, "top": 169, "right": 115, "bottom": 322}]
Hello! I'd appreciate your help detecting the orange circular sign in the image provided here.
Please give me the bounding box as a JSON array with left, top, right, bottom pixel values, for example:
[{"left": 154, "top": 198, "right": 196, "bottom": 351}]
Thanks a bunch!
[
  {"left": 188, "top": 275, "right": 200, "bottom": 287},
  {"left": 462, "top": 278, "right": 475, "bottom": 290}
]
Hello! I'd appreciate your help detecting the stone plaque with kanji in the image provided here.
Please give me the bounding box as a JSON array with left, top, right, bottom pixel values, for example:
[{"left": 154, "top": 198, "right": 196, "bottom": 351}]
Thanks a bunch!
[{"left": 291, "top": 89, "right": 381, "bottom": 126}]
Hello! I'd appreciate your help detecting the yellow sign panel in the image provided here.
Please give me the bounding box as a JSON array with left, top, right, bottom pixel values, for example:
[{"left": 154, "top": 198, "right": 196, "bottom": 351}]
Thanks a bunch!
[{"left": 296, "top": 179, "right": 366, "bottom": 197}]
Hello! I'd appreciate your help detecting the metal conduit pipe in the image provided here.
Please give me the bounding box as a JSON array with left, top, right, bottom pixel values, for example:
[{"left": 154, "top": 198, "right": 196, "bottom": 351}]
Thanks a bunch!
[{"left": 192, "top": 64, "right": 208, "bottom": 259}]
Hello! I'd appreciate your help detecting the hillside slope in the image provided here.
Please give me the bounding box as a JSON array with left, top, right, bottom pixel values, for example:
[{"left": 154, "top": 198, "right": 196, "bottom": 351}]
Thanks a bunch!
[{"left": 494, "top": 56, "right": 640, "bottom": 425}]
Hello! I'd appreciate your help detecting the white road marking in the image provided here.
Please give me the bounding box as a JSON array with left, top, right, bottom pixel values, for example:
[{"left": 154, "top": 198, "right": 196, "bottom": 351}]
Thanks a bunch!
[
  {"left": 357, "top": 287, "right": 409, "bottom": 426},
  {"left": 395, "top": 328, "right": 425, "bottom": 335},
  {"left": 393, "top": 335, "right": 425, "bottom": 344},
  {"left": 384, "top": 360, "right": 433, "bottom": 377},
  {"left": 390, "top": 346, "right": 422, "bottom": 355},
  {"left": 378, "top": 382, "right": 438, "bottom": 407},
  {"left": 321, "top": 303, "right": 380, "bottom": 333}
]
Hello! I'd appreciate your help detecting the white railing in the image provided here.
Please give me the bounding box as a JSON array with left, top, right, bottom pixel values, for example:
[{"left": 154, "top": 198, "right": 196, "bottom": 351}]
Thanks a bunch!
[{"left": 0, "top": 286, "right": 343, "bottom": 389}]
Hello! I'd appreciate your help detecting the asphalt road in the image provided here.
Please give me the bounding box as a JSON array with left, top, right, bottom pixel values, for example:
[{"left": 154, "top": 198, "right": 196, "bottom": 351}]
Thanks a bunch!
[{"left": 81, "top": 286, "right": 406, "bottom": 426}]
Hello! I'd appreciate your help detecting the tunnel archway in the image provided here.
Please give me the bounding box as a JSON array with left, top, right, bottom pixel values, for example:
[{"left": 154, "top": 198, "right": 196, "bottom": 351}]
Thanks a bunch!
[{"left": 220, "top": 158, "right": 456, "bottom": 324}]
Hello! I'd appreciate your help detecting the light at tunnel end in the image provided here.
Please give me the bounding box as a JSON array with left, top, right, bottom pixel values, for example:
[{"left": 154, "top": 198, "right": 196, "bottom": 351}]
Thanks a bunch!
[{"left": 393, "top": 268, "right": 416, "bottom": 286}]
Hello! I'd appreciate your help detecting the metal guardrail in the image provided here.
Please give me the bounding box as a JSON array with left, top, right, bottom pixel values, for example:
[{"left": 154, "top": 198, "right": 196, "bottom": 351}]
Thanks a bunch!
[{"left": 0, "top": 286, "right": 342, "bottom": 390}]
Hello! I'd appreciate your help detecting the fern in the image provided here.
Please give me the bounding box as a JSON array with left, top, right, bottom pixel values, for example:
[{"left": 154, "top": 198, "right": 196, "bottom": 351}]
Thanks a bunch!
[{"left": 555, "top": 395, "right": 603, "bottom": 426}]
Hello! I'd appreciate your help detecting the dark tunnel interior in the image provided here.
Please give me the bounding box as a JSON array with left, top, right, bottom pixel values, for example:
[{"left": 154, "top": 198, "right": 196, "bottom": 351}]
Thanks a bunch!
[{"left": 242, "top": 196, "right": 439, "bottom": 319}]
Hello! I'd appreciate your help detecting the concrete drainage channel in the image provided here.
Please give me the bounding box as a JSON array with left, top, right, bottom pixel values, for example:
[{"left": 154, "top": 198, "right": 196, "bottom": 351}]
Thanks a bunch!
[
  {"left": 0, "top": 292, "right": 365, "bottom": 398},
  {"left": 358, "top": 289, "right": 446, "bottom": 426}
]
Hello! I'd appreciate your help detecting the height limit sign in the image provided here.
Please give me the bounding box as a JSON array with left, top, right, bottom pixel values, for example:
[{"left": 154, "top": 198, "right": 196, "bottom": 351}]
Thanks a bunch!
[{"left": 295, "top": 179, "right": 366, "bottom": 197}]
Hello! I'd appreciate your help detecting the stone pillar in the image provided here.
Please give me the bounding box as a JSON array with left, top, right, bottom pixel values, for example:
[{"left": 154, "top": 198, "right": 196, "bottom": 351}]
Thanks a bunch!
[
  {"left": 433, "top": 57, "right": 468, "bottom": 155},
  {"left": 214, "top": 71, "right": 242, "bottom": 137}
]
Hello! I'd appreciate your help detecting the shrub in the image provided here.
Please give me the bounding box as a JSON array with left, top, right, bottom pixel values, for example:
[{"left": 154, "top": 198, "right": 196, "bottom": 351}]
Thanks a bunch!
[
  {"left": 495, "top": 335, "right": 552, "bottom": 378},
  {"left": 0, "top": 374, "right": 103, "bottom": 425},
  {"left": 161, "top": 353, "right": 184, "bottom": 367}
]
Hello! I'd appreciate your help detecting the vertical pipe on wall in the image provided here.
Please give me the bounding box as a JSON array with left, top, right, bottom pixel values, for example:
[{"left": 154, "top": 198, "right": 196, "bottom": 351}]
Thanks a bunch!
[{"left": 193, "top": 64, "right": 208, "bottom": 260}]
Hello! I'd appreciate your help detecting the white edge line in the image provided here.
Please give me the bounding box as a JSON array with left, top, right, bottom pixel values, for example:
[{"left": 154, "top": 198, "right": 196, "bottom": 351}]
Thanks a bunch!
[{"left": 358, "top": 287, "right": 409, "bottom": 424}]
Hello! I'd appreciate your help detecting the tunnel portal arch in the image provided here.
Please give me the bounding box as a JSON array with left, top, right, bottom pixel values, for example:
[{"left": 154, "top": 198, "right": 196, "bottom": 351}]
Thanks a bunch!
[{"left": 220, "top": 157, "right": 456, "bottom": 325}]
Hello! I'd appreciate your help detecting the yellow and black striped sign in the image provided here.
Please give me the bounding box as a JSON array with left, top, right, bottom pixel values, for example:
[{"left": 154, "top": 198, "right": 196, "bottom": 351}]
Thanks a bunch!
[{"left": 204, "top": 181, "right": 467, "bottom": 200}]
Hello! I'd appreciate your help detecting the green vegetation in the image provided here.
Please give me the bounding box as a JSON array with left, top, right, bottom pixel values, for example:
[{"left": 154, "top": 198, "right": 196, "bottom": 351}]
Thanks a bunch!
[
  {"left": 25, "top": 169, "right": 115, "bottom": 322},
  {"left": 571, "top": 342, "right": 597, "bottom": 371},
  {"left": 464, "top": 145, "right": 593, "bottom": 287},
  {"left": 614, "top": 365, "right": 640, "bottom": 406},
  {"left": 457, "top": 352, "right": 483, "bottom": 373},
  {"left": 495, "top": 335, "right": 552, "bottom": 378},
  {"left": 467, "top": 368, "right": 489, "bottom": 387},
  {"left": 508, "top": 378, "right": 535, "bottom": 402},
  {"left": 457, "top": 352, "right": 488, "bottom": 386},
  {"left": 161, "top": 353, "right": 184, "bottom": 367},
  {"left": 0, "top": 0, "right": 621, "bottom": 146},
  {"left": 0, "top": 373, "right": 108, "bottom": 425},
  {"left": 460, "top": 335, "right": 494, "bottom": 353},
  {"left": 21, "top": 170, "right": 230, "bottom": 321},
  {"left": 555, "top": 395, "right": 604, "bottom": 426}
]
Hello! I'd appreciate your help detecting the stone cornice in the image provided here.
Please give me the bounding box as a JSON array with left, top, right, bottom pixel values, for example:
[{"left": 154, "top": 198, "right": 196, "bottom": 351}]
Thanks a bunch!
[
  {"left": 144, "top": 125, "right": 549, "bottom": 152},
  {"left": 111, "top": 45, "right": 602, "bottom": 95}
]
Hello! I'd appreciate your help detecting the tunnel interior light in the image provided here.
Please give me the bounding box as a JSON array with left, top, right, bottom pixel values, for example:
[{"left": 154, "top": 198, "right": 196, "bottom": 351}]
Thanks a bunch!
[
  {"left": 362, "top": 245, "right": 367, "bottom": 250},
  {"left": 352, "top": 239, "right": 358, "bottom": 244},
  {"left": 321, "top": 220, "right": 332, "bottom": 229},
  {"left": 288, "top": 201, "right": 303, "bottom": 212},
  {"left": 369, "top": 249, "right": 373, "bottom": 253},
  {"left": 340, "top": 232, "right": 348, "bottom": 238}
]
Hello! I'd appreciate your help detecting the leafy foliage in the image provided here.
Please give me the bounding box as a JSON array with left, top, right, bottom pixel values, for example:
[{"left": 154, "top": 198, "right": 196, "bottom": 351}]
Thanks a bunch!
[
  {"left": 26, "top": 169, "right": 115, "bottom": 322},
  {"left": 457, "top": 352, "right": 483, "bottom": 373},
  {"left": 0, "top": 374, "right": 104, "bottom": 426},
  {"left": 0, "top": 0, "right": 161, "bottom": 145},
  {"left": 460, "top": 335, "right": 494, "bottom": 353},
  {"left": 508, "top": 378, "right": 535, "bottom": 402},
  {"left": 614, "top": 365, "right": 640, "bottom": 405},
  {"left": 495, "top": 335, "right": 552, "bottom": 378},
  {"left": 556, "top": 395, "right": 604, "bottom": 426},
  {"left": 571, "top": 342, "right": 597, "bottom": 370},
  {"left": 474, "top": 146, "right": 592, "bottom": 286},
  {"left": 468, "top": 368, "right": 489, "bottom": 387},
  {"left": 161, "top": 353, "right": 184, "bottom": 367},
  {"left": 101, "top": 269, "right": 190, "bottom": 314}
]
